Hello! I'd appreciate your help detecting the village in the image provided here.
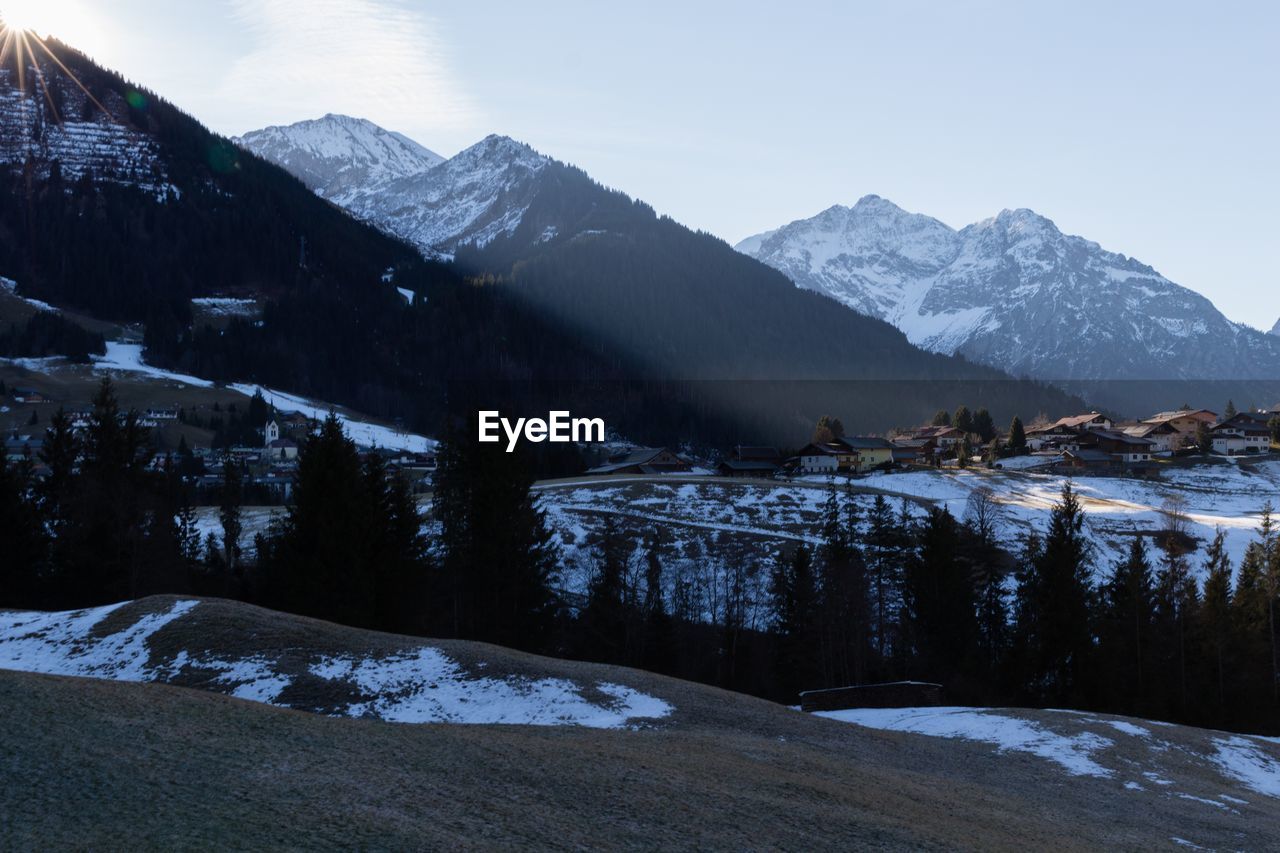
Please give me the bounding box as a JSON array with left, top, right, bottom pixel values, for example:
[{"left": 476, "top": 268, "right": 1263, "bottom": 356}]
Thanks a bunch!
[
  {"left": 5, "top": 373, "right": 1280, "bottom": 498},
  {"left": 584, "top": 403, "right": 1280, "bottom": 480},
  {"left": 1, "top": 384, "right": 438, "bottom": 502}
]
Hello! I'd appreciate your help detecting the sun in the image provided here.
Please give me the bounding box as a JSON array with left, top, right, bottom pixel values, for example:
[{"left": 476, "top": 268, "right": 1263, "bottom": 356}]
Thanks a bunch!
[{"left": 1, "top": 0, "right": 76, "bottom": 37}]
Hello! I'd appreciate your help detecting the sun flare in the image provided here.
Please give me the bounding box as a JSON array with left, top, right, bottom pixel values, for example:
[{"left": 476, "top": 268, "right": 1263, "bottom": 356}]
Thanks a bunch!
[{"left": 0, "top": 0, "right": 73, "bottom": 36}]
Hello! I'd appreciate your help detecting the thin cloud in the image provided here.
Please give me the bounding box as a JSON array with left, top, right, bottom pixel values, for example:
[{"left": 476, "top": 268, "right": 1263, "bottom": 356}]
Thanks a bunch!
[{"left": 219, "top": 0, "right": 479, "bottom": 138}]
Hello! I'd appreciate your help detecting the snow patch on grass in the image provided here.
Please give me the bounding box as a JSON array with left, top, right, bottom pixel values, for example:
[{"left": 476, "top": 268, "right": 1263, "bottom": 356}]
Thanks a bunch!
[
  {"left": 1211, "top": 736, "right": 1280, "bottom": 798},
  {"left": 308, "top": 649, "right": 672, "bottom": 728},
  {"left": 818, "top": 706, "right": 1115, "bottom": 778},
  {"left": 0, "top": 601, "right": 671, "bottom": 730},
  {"left": 0, "top": 600, "right": 197, "bottom": 681}
]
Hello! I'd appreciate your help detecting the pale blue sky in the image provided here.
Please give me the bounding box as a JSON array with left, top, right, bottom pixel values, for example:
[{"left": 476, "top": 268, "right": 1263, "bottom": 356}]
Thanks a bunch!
[{"left": 12, "top": 0, "right": 1279, "bottom": 327}]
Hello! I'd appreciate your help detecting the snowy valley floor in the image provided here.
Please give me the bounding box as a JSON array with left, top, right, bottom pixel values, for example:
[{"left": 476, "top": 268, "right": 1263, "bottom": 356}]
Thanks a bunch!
[{"left": 2, "top": 598, "right": 1280, "bottom": 849}]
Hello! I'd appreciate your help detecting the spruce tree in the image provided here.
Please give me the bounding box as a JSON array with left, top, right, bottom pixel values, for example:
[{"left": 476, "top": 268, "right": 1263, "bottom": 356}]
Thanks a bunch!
[
  {"left": 1008, "top": 416, "right": 1027, "bottom": 455},
  {"left": 1015, "top": 483, "right": 1095, "bottom": 705},
  {"left": 1198, "top": 529, "right": 1233, "bottom": 715},
  {"left": 580, "top": 513, "right": 631, "bottom": 663},
  {"left": 903, "top": 507, "right": 979, "bottom": 691},
  {"left": 257, "top": 413, "right": 376, "bottom": 626},
  {"left": 434, "top": 416, "right": 560, "bottom": 652},
  {"left": 219, "top": 457, "right": 243, "bottom": 577},
  {"left": 1100, "top": 535, "right": 1155, "bottom": 713},
  {"left": 0, "top": 454, "right": 47, "bottom": 607},
  {"left": 770, "top": 545, "right": 819, "bottom": 700}
]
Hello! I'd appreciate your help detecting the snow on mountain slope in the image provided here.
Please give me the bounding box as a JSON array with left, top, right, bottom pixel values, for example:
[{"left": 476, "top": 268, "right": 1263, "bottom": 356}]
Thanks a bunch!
[
  {"left": 738, "top": 196, "right": 1280, "bottom": 381},
  {"left": 0, "top": 67, "right": 171, "bottom": 196},
  {"left": 1271, "top": 317, "right": 1280, "bottom": 336},
  {"left": 233, "top": 113, "right": 443, "bottom": 206},
  {"left": 0, "top": 598, "right": 672, "bottom": 728},
  {"left": 237, "top": 118, "right": 549, "bottom": 257}
]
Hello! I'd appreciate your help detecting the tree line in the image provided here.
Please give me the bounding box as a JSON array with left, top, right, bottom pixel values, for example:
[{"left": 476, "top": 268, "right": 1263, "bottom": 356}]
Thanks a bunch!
[{"left": 3, "top": 382, "right": 1277, "bottom": 735}]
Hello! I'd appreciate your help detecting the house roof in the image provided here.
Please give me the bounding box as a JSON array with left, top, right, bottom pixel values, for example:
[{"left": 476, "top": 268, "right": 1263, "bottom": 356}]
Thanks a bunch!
[
  {"left": 718, "top": 459, "right": 779, "bottom": 472},
  {"left": 1089, "top": 429, "right": 1154, "bottom": 447},
  {"left": 1047, "top": 412, "right": 1109, "bottom": 430},
  {"left": 1123, "top": 422, "right": 1176, "bottom": 437},
  {"left": 586, "top": 447, "right": 685, "bottom": 474},
  {"left": 1212, "top": 420, "right": 1270, "bottom": 436},
  {"left": 1063, "top": 448, "right": 1113, "bottom": 463},
  {"left": 733, "top": 445, "right": 781, "bottom": 461},
  {"left": 912, "top": 426, "right": 960, "bottom": 438},
  {"left": 841, "top": 436, "right": 894, "bottom": 450},
  {"left": 799, "top": 442, "right": 850, "bottom": 457},
  {"left": 1144, "top": 409, "right": 1216, "bottom": 424}
]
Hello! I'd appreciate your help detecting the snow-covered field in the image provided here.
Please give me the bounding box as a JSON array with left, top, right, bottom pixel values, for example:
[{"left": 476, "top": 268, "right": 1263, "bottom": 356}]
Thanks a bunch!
[
  {"left": 0, "top": 600, "right": 671, "bottom": 729},
  {"left": 190, "top": 297, "right": 260, "bottom": 318},
  {"left": 43, "top": 339, "right": 436, "bottom": 453},
  {"left": 93, "top": 341, "right": 215, "bottom": 388},
  {"left": 854, "top": 462, "right": 1280, "bottom": 576},
  {"left": 821, "top": 706, "right": 1280, "bottom": 814},
  {"left": 229, "top": 382, "right": 436, "bottom": 453}
]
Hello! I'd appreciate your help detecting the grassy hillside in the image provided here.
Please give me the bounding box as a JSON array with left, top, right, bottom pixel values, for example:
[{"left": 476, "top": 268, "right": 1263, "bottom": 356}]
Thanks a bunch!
[{"left": 2, "top": 597, "right": 1279, "bottom": 848}]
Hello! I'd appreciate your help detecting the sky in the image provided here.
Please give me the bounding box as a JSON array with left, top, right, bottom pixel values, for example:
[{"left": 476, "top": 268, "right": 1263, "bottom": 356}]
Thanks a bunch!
[{"left": 7, "top": 0, "right": 1279, "bottom": 327}]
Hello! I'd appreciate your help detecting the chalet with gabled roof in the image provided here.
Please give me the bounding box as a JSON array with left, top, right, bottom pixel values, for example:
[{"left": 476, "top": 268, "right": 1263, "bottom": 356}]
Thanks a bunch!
[
  {"left": 1211, "top": 413, "right": 1271, "bottom": 455},
  {"left": 1121, "top": 421, "right": 1179, "bottom": 454},
  {"left": 586, "top": 447, "right": 691, "bottom": 475}
]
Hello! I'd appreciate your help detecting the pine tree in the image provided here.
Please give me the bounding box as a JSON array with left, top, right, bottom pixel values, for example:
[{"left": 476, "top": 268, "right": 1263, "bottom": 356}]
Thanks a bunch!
[
  {"left": 1008, "top": 416, "right": 1027, "bottom": 455},
  {"left": 580, "top": 513, "right": 631, "bottom": 663},
  {"left": 931, "top": 409, "right": 952, "bottom": 427},
  {"left": 1263, "top": 503, "right": 1280, "bottom": 704},
  {"left": 1232, "top": 542, "right": 1273, "bottom": 716},
  {"left": 639, "top": 532, "right": 674, "bottom": 672},
  {"left": 1195, "top": 421, "right": 1212, "bottom": 455},
  {"left": 1224, "top": 400, "right": 1237, "bottom": 419},
  {"left": 964, "top": 488, "right": 1010, "bottom": 679},
  {"left": 1198, "top": 529, "right": 1233, "bottom": 715},
  {"left": 434, "top": 416, "right": 560, "bottom": 652},
  {"left": 1100, "top": 535, "right": 1155, "bottom": 713},
  {"left": 257, "top": 413, "right": 377, "bottom": 626},
  {"left": 770, "top": 545, "right": 819, "bottom": 699},
  {"left": 953, "top": 405, "right": 974, "bottom": 436},
  {"left": 218, "top": 457, "right": 243, "bottom": 576},
  {"left": 1014, "top": 483, "right": 1095, "bottom": 705},
  {"left": 864, "top": 495, "right": 905, "bottom": 660},
  {"left": 0, "top": 454, "right": 47, "bottom": 607},
  {"left": 1153, "top": 517, "right": 1198, "bottom": 716},
  {"left": 817, "top": 480, "right": 869, "bottom": 686},
  {"left": 904, "top": 507, "right": 979, "bottom": 689},
  {"left": 972, "top": 408, "right": 995, "bottom": 443},
  {"left": 360, "top": 451, "right": 430, "bottom": 633}
]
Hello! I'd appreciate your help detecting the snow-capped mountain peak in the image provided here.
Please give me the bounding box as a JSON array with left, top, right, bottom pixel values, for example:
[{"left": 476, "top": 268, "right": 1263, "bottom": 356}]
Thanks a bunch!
[
  {"left": 233, "top": 113, "right": 444, "bottom": 205},
  {"left": 238, "top": 120, "right": 552, "bottom": 258},
  {"left": 739, "top": 197, "right": 1280, "bottom": 381}
]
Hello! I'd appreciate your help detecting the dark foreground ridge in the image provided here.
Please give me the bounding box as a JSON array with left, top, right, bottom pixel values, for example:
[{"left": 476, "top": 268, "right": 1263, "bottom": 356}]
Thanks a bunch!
[{"left": 1, "top": 596, "right": 1278, "bottom": 849}]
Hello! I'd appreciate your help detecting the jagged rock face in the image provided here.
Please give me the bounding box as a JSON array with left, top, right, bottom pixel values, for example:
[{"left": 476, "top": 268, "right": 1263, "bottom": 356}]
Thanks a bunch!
[
  {"left": 1270, "top": 317, "right": 1280, "bottom": 337},
  {"left": 0, "top": 65, "right": 170, "bottom": 196},
  {"left": 233, "top": 114, "right": 443, "bottom": 205},
  {"left": 738, "top": 196, "right": 1280, "bottom": 381},
  {"left": 237, "top": 119, "right": 549, "bottom": 257},
  {"left": 348, "top": 134, "right": 549, "bottom": 256}
]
